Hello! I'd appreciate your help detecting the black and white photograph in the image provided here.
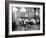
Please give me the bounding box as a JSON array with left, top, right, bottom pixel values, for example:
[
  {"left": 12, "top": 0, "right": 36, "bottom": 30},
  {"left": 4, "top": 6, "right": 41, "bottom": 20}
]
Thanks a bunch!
[
  {"left": 12, "top": 7, "right": 40, "bottom": 31},
  {"left": 5, "top": 1, "right": 45, "bottom": 37}
]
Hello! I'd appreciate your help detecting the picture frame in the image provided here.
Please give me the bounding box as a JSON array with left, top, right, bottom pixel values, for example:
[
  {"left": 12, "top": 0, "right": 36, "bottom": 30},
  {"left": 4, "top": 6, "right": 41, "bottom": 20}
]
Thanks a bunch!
[{"left": 5, "top": 1, "right": 45, "bottom": 37}]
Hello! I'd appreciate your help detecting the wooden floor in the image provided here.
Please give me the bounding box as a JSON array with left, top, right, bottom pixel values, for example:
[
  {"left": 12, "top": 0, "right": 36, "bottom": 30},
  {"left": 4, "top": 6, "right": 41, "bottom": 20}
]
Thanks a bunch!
[{"left": 13, "top": 24, "right": 40, "bottom": 31}]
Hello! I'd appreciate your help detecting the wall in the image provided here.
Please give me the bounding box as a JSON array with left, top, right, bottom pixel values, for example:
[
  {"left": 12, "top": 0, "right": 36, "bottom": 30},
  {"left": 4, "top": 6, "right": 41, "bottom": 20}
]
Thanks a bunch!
[{"left": 0, "top": 0, "right": 46, "bottom": 38}]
